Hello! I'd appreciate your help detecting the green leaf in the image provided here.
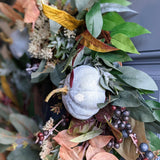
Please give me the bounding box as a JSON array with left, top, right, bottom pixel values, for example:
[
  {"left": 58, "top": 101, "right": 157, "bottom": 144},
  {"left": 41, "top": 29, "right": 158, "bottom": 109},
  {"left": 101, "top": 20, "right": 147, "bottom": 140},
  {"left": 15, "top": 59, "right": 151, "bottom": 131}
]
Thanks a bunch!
[
  {"left": 117, "top": 66, "right": 158, "bottom": 91},
  {"left": 0, "top": 103, "right": 11, "bottom": 120},
  {"left": 86, "top": 2, "right": 103, "bottom": 38},
  {"left": 7, "top": 146, "right": 39, "bottom": 160},
  {"left": 145, "top": 100, "right": 160, "bottom": 110},
  {"left": 111, "top": 33, "right": 139, "bottom": 54},
  {"left": 98, "top": 50, "right": 132, "bottom": 63},
  {"left": 111, "top": 22, "right": 151, "bottom": 38},
  {"left": 145, "top": 121, "right": 160, "bottom": 133},
  {"left": 70, "top": 127, "right": 103, "bottom": 143},
  {"left": 100, "top": 0, "right": 131, "bottom": 6},
  {"left": 50, "top": 61, "right": 66, "bottom": 87},
  {"left": 102, "top": 12, "right": 125, "bottom": 31},
  {"left": 31, "top": 60, "right": 48, "bottom": 83},
  {"left": 146, "top": 131, "right": 160, "bottom": 152},
  {"left": 153, "top": 110, "right": 160, "bottom": 122},
  {"left": 101, "top": 3, "right": 137, "bottom": 14},
  {"left": 127, "top": 105, "right": 155, "bottom": 122},
  {"left": 112, "top": 90, "right": 142, "bottom": 107},
  {"left": 9, "top": 113, "right": 39, "bottom": 137},
  {"left": 0, "top": 128, "right": 17, "bottom": 144}
]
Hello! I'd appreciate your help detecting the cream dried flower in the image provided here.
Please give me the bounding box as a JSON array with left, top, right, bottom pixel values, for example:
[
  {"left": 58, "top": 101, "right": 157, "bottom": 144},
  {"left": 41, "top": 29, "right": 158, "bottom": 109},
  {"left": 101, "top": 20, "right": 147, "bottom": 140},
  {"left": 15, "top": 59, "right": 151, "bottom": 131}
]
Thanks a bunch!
[
  {"left": 64, "top": 28, "right": 76, "bottom": 39},
  {"left": 43, "top": 117, "right": 54, "bottom": 131}
]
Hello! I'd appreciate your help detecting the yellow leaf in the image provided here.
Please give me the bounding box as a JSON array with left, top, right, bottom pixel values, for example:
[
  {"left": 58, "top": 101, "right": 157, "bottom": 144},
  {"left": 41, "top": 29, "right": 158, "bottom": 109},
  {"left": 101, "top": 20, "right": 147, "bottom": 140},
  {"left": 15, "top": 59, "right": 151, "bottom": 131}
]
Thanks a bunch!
[
  {"left": 42, "top": 2, "right": 84, "bottom": 31},
  {"left": 1, "top": 76, "right": 19, "bottom": 106}
]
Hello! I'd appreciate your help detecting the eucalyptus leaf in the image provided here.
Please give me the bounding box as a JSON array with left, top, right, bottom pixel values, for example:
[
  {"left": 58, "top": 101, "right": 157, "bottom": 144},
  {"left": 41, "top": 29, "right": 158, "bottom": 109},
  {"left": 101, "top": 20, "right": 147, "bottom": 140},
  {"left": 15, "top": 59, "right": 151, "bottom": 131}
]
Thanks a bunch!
[
  {"left": 49, "top": 19, "right": 61, "bottom": 34},
  {"left": 153, "top": 110, "right": 160, "bottom": 122},
  {"left": 0, "top": 144, "right": 10, "bottom": 153},
  {"left": 146, "top": 131, "right": 160, "bottom": 152},
  {"left": 101, "top": 3, "right": 137, "bottom": 14},
  {"left": 127, "top": 105, "right": 155, "bottom": 122},
  {"left": 117, "top": 66, "right": 158, "bottom": 91},
  {"left": 31, "top": 60, "right": 48, "bottom": 83},
  {"left": 111, "top": 22, "right": 151, "bottom": 38},
  {"left": 111, "top": 33, "right": 139, "bottom": 54},
  {"left": 9, "top": 113, "right": 39, "bottom": 136},
  {"left": 0, "top": 103, "right": 10, "bottom": 120},
  {"left": 100, "top": 0, "right": 131, "bottom": 6},
  {"left": 75, "top": 0, "right": 90, "bottom": 11},
  {"left": 98, "top": 50, "right": 132, "bottom": 63},
  {"left": 112, "top": 89, "right": 142, "bottom": 107},
  {"left": 50, "top": 61, "right": 66, "bottom": 87},
  {"left": 86, "top": 2, "right": 103, "bottom": 38},
  {"left": 7, "top": 146, "right": 39, "bottom": 160},
  {"left": 70, "top": 127, "right": 103, "bottom": 143},
  {"left": 102, "top": 12, "right": 125, "bottom": 31},
  {"left": 0, "top": 128, "right": 17, "bottom": 144}
]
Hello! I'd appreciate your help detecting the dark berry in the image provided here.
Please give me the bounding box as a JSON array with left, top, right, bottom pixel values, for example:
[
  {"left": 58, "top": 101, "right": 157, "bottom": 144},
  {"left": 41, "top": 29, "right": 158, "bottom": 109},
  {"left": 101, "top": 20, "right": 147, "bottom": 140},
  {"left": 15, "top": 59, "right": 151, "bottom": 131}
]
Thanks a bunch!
[
  {"left": 114, "top": 109, "right": 121, "bottom": 117},
  {"left": 38, "top": 132, "right": 43, "bottom": 137},
  {"left": 122, "top": 130, "right": 129, "bottom": 138},
  {"left": 122, "top": 110, "right": 130, "bottom": 117},
  {"left": 122, "top": 116, "right": 129, "bottom": 121},
  {"left": 38, "top": 141, "right": 43, "bottom": 145},
  {"left": 125, "top": 123, "right": 132, "bottom": 130},
  {"left": 127, "top": 129, "right": 132, "bottom": 134},
  {"left": 62, "top": 115, "right": 66, "bottom": 119},
  {"left": 61, "top": 121, "right": 67, "bottom": 127},
  {"left": 39, "top": 136, "right": 44, "bottom": 141},
  {"left": 113, "top": 123, "right": 118, "bottom": 129},
  {"left": 112, "top": 105, "right": 117, "bottom": 111},
  {"left": 121, "top": 107, "right": 126, "bottom": 111},
  {"left": 43, "top": 130, "right": 49, "bottom": 136},
  {"left": 114, "top": 143, "right": 120, "bottom": 149},
  {"left": 118, "top": 123, "right": 126, "bottom": 130},
  {"left": 139, "top": 143, "right": 149, "bottom": 152},
  {"left": 145, "top": 151, "right": 154, "bottom": 160},
  {"left": 107, "top": 141, "right": 112, "bottom": 148}
]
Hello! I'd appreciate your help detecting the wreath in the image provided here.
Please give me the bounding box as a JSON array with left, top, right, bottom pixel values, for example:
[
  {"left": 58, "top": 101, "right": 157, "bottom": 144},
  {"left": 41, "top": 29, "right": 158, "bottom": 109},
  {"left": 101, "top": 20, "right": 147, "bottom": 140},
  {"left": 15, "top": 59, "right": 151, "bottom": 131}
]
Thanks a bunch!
[{"left": 0, "top": 0, "right": 160, "bottom": 160}]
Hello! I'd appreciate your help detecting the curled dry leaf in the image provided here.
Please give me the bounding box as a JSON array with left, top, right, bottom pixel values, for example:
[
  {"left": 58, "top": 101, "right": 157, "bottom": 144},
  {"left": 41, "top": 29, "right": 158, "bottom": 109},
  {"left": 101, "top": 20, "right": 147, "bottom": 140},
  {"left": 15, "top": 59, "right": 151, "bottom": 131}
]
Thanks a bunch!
[
  {"left": 86, "top": 145, "right": 106, "bottom": 160},
  {"left": 76, "top": 30, "right": 118, "bottom": 53},
  {"left": 13, "top": 0, "right": 40, "bottom": 23},
  {"left": 0, "top": 2, "right": 23, "bottom": 22},
  {"left": 89, "top": 135, "right": 113, "bottom": 148},
  {"left": 53, "top": 130, "right": 78, "bottom": 148},
  {"left": 116, "top": 118, "right": 148, "bottom": 160},
  {"left": 91, "top": 152, "right": 118, "bottom": 160}
]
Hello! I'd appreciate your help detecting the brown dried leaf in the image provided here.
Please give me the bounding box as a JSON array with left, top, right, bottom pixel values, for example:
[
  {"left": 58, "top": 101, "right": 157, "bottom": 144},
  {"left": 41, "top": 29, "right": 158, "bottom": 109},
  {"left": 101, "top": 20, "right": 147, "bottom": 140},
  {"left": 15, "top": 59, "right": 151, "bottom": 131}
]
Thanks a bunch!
[
  {"left": 116, "top": 118, "right": 148, "bottom": 160},
  {"left": 91, "top": 152, "right": 118, "bottom": 160},
  {"left": 89, "top": 135, "right": 113, "bottom": 148},
  {"left": 13, "top": 0, "right": 40, "bottom": 23},
  {"left": 0, "top": 2, "right": 23, "bottom": 22},
  {"left": 53, "top": 130, "right": 78, "bottom": 148},
  {"left": 76, "top": 30, "right": 118, "bottom": 53},
  {"left": 86, "top": 145, "right": 106, "bottom": 160}
]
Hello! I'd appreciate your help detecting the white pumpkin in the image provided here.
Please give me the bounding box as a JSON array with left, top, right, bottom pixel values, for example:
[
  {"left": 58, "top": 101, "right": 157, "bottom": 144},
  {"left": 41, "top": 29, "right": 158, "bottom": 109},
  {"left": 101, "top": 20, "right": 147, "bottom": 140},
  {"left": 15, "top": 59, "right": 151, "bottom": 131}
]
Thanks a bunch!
[{"left": 62, "top": 65, "right": 106, "bottom": 120}]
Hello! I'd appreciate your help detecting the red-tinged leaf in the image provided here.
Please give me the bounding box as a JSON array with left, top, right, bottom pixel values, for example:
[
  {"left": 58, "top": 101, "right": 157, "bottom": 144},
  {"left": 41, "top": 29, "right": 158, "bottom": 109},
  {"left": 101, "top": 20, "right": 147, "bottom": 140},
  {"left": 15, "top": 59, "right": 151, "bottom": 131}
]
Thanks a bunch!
[
  {"left": 89, "top": 135, "right": 113, "bottom": 148},
  {"left": 0, "top": 2, "right": 23, "bottom": 22},
  {"left": 116, "top": 118, "right": 148, "bottom": 160},
  {"left": 53, "top": 130, "right": 78, "bottom": 148},
  {"left": 13, "top": 0, "right": 40, "bottom": 24},
  {"left": 76, "top": 30, "right": 118, "bottom": 53},
  {"left": 68, "top": 118, "right": 96, "bottom": 136},
  {"left": 86, "top": 145, "right": 106, "bottom": 160},
  {"left": 107, "top": 121, "right": 122, "bottom": 141},
  {"left": 59, "top": 144, "right": 86, "bottom": 160},
  {"left": 91, "top": 152, "right": 118, "bottom": 160}
]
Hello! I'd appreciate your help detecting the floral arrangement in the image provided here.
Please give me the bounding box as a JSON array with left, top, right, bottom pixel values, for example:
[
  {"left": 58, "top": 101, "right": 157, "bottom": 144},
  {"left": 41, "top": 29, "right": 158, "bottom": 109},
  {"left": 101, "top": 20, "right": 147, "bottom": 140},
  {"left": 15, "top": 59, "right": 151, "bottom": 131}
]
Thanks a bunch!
[{"left": 0, "top": 0, "right": 160, "bottom": 160}]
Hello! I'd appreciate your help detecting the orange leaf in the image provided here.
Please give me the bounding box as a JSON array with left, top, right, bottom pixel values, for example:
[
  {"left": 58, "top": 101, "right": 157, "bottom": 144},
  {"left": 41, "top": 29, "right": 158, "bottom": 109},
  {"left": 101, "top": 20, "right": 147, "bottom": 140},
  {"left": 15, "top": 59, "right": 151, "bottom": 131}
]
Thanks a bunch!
[
  {"left": 0, "top": 76, "right": 19, "bottom": 106},
  {"left": 53, "top": 130, "right": 78, "bottom": 148},
  {"left": 0, "top": 2, "right": 23, "bottom": 22},
  {"left": 13, "top": 0, "right": 40, "bottom": 24},
  {"left": 42, "top": 2, "right": 84, "bottom": 31},
  {"left": 91, "top": 152, "right": 118, "bottom": 160},
  {"left": 86, "top": 145, "right": 106, "bottom": 160},
  {"left": 89, "top": 135, "right": 113, "bottom": 148},
  {"left": 76, "top": 30, "right": 118, "bottom": 52}
]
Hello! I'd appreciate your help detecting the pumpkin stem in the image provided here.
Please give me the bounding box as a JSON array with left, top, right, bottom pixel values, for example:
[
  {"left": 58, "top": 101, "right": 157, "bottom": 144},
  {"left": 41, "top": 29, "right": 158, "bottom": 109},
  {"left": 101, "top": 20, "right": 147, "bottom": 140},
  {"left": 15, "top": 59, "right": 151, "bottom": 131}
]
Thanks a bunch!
[{"left": 45, "top": 86, "right": 68, "bottom": 102}]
